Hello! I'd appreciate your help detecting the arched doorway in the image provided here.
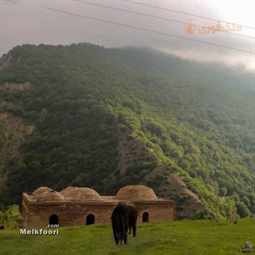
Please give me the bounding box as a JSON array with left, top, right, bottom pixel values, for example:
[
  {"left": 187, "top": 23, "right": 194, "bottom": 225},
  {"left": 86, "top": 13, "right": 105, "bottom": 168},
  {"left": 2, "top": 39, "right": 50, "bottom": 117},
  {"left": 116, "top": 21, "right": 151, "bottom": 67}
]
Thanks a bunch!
[
  {"left": 86, "top": 214, "right": 95, "bottom": 225},
  {"left": 49, "top": 214, "right": 59, "bottom": 225},
  {"left": 142, "top": 212, "right": 149, "bottom": 223}
]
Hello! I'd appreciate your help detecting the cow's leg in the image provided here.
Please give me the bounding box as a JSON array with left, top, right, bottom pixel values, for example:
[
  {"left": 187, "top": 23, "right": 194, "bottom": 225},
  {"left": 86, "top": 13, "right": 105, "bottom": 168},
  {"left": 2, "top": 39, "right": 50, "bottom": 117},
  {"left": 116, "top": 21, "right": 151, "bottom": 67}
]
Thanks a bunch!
[
  {"left": 128, "top": 224, "right": 131, "bottom": 235},
  {"left": 133, "top": 223, "right": 136, "bottom": 237},
  {"left": 124, "top": 232, "right": 128, "bottom": 245},
  {"left": 115, "top": 233, "right": 119, "bottom": 245},
  {"left": 113, "top": 229, "right": 119, "bottom": 245},
  {"left": 120, "top": 232, "right": 124, "bottom": 245},
  {"left": 112, "top": 220, "right": 119, "bottom": 245},
  {"left": 124, "top": 221, "right": 129, "bottom": 244}
]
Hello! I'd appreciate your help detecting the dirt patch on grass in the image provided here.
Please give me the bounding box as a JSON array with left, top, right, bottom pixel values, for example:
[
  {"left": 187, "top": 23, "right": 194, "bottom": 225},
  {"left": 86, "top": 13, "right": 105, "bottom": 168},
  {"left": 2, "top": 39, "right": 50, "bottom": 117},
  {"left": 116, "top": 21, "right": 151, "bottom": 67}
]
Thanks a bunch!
[
  {"left": 0, "top": 112, "right": 34, "bottom": 135},
  {"left": 0, "top": 82, "right": 32, "bottom": 92}
]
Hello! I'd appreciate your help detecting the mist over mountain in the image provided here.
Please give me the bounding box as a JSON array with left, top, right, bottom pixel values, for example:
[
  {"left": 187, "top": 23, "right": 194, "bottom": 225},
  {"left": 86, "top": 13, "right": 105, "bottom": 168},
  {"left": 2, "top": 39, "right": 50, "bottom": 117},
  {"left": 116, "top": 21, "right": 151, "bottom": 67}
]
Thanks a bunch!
[
  {"left": 0, "top": 43, "right": 255, "bottom": 218},
  {"left": 1, "top": 0, "right": 255, "bottom": 71}
]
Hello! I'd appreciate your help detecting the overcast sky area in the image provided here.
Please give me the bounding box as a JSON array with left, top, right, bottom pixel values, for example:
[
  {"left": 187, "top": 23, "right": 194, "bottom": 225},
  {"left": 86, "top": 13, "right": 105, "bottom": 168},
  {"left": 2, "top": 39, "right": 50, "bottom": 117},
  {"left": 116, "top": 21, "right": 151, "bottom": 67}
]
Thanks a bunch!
[{"left": 1, "top": 0, "right": 255, "bottom": 71}]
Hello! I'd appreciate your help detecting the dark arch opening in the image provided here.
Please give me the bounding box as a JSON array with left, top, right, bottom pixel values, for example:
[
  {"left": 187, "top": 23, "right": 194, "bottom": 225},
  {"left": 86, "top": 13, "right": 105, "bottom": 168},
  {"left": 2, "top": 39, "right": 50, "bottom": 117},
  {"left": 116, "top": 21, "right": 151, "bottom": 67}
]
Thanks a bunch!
[
  {"left": 49, "top": 214, "right": 59, "bottom": 225},
  {"left": 86, "top": 214, "right": 95, "bottom": 225},
  {"left": 142, "top": 212, "right": 149, "bottom": 223}
]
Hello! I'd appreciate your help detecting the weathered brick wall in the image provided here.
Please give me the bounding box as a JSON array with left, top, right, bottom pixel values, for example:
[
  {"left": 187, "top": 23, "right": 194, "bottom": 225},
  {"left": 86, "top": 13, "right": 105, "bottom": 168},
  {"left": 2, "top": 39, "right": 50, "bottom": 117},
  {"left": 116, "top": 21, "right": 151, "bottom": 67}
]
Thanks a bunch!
[
  {"left": 22, "top": 200, "right": 175, "bottom": 228},
  {"left": 135, "top": 202, "right": 175, "bottom": 224},
  {"left": 22, "top": 203, "right": 118, "bottom": 227}
]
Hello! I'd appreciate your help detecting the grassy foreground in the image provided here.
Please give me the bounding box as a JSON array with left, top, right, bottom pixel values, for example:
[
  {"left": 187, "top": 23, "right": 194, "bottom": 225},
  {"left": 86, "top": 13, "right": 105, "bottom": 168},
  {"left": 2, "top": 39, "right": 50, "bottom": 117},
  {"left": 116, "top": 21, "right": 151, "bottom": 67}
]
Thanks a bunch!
[{"left": 0, "top": 219, "right": 255, "bottom": 255}]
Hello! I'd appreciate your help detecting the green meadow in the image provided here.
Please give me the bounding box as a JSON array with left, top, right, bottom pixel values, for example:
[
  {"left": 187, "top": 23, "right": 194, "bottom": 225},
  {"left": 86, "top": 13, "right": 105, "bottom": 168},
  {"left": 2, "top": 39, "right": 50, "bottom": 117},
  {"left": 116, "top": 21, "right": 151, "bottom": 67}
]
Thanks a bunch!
[{"left": 0, "top": 219, "right": 254, "bottom": 255}]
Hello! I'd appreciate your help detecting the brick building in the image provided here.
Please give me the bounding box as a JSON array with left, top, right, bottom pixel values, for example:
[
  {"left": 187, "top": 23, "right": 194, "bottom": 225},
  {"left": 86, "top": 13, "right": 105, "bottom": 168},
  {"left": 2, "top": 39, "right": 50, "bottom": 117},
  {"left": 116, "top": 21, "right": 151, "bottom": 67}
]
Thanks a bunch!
[{"left": 21, "top": 185, "right": 176, "bottom": 228}]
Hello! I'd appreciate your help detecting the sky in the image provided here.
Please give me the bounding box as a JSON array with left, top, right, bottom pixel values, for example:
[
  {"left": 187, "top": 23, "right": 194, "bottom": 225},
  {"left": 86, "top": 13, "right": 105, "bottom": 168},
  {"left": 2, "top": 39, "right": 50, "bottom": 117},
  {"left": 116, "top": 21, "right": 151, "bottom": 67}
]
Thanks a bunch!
[{"left": 1, "top": 0, "right": 255, "bottom": 71}]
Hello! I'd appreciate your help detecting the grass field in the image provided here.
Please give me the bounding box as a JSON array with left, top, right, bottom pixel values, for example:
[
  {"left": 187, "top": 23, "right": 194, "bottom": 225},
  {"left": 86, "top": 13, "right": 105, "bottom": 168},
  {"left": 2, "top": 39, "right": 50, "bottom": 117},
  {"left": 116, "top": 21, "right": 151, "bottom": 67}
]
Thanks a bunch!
[{"left": 0, "top": 219, "right": 255, "bottom": 255}]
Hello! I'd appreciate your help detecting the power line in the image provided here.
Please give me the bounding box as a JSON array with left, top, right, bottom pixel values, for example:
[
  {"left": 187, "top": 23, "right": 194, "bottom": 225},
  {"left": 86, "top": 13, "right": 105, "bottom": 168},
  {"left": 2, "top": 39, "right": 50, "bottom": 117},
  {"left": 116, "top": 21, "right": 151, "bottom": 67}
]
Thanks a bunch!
[
  {"left": 0, "top": 0, "right": 17, "bottom": 4},
  {"left": 72, "top": 0, "right": 255, "bottom": 41},
  {"left": 118, "top": 0, "right": 255, "bottom": 31},
  {"left": 44, "top": 7, "right": 254, "bottom": 56},
  {"left": 73, "top": 0, "right": 185, "bottom": 26}
]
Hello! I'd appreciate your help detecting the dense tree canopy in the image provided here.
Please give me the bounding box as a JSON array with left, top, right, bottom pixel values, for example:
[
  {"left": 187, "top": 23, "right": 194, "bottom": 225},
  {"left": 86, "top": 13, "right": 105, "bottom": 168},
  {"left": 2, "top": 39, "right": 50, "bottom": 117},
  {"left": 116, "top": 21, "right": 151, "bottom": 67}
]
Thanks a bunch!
[{"left": 0, "top": 43, "right": 255, "bottom": 218}]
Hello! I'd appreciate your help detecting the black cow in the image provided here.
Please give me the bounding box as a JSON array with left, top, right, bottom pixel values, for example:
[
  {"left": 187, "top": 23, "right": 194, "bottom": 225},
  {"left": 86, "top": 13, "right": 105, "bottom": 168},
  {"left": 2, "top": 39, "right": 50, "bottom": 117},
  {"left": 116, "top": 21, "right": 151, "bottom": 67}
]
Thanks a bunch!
[{"left": 111, "top": 202, "right": 137, "bottom": 245}]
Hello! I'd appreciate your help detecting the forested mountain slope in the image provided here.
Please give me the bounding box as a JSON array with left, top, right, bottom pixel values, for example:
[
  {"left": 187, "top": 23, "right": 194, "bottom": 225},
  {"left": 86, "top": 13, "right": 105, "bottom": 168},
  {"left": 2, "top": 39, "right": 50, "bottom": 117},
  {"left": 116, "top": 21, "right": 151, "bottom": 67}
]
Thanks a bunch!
[{"left": 0, "top": 43, "right": 255, "bottom": 218}]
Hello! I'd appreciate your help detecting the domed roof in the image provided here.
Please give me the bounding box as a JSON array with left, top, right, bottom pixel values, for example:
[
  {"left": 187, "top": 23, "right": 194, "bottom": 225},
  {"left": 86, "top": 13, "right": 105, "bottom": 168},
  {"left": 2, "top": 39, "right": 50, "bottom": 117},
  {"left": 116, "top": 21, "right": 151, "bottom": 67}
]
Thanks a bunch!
[
  {"left": 61, "top": 186, "right": 102, "bottom": 201},
  {"left": 116, "top": 185, "right": 157, "bottom": 201},
  {"left": 36, "top": 190, "right": 65, "bottom": 202},
  {"left": 32, "top": 187, "right": 54, "bottom": 196}
]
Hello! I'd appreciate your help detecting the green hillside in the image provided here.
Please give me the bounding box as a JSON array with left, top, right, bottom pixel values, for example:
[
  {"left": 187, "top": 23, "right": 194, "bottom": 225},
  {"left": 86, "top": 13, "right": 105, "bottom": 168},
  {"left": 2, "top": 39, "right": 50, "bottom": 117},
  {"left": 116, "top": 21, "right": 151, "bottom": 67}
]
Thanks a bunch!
[
  {"left": 0, "top": 219, "right": 255, "bottom": 255},
  {"left": 0, "top": 43, "right": 255, "bottom": 218}
]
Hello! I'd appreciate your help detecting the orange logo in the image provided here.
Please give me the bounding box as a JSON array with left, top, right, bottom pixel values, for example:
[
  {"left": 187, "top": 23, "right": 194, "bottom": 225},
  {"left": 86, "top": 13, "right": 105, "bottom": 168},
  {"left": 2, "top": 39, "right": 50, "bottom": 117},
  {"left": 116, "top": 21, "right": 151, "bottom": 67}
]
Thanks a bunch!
[{"left": 185, "top": 21, "right": 242, "bottom": 35}]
